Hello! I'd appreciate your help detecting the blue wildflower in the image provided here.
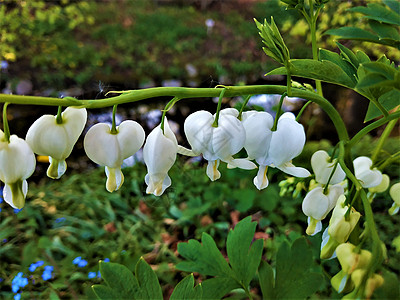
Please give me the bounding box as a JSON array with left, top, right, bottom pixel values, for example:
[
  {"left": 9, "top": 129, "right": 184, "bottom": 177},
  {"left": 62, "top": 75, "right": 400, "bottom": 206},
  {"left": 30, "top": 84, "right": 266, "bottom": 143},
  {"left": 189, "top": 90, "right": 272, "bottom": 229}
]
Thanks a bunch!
[
  {"left": 103, "top": 258, "right": 110, "bottom": 262},
  {"left": 72, "top": 256, "right": 88, "bottom": 267},
  {"left": 88, "top": 272, "right": 96, "bottom": 279},
  {"left": 29, "top": 261, "right": 44, "bottom": 272},
  {"left": 2, "top": 239, "right": 7, "bottom": 243},
  {"left": 14, "top": 293, "right": 21, "bottom": 300},
  {"left": 11, "top": 272, "right": 28, "bottom": 293},
  {"left": 42, "top": 266, "right": 54, "bottom": 281},
  {"left": 0, "top": 278, "right": 3, "bottom": 282},
  {"left": 54, "top": 217, "right": 66, "bottom": 223},
  {"left": 13, "top": 208, "right": 23, "bottom": 214},
  {"left": 97, "top": 271, "right": 101, "bottom": 278}
]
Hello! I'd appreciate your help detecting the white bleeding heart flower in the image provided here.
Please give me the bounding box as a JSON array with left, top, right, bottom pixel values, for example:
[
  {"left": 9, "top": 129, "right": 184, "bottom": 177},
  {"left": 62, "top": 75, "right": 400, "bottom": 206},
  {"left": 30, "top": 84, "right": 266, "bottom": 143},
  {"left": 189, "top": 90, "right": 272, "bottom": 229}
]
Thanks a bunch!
[
  {"left": 369, "top": 174, "right": 389, "bottom": 194},
  {"left": 184, "top": 109, "right": 256, "bottom": 181},
  {"left": 143, "top": 119, "right": 177, "bottom": 196},
  {"left": 26, "top": 107, "right": 87, "bottom": 179},
  {"left": 389, "top": 182, "right": 400, "bottom": 215},
  {"left": 353, "top": 156, "right": 382, "bottom": 188},
  {"left": 84, "top": 120, "right": 145, "bottom": 192},
  {"left": 302, "top": 184, "right": 344, "bottom": 235},
  {"left": 242, "top": 111, "right": 274, "bottom": 190},
  {"left": 0, "top": 130, "right": 36, "bottom": 209},
  {"left": 267, "top": 113, "right": 311, "bottom": 177},
  {"left": 311, "top": 150, "right": 346, "bottom": 185}
]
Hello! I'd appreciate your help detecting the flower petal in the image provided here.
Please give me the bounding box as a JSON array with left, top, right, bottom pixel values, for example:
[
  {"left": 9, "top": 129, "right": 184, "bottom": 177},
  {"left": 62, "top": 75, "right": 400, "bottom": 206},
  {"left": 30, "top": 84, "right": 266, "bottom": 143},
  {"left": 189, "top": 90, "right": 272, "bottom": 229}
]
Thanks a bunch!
[
  {"left": 206, "top": 160, "right": 221, "bottom": 181},
  {"left": 105, "top": 166, "right": 124, "bottom": 192},
  {"left": 277, "top": 162, "right": 311, "bottom": 177},
  {"left": 253, "top": 165, "right": 269, "bottom": 190},
  {"left": 47, "top": 157, "right": 67, "bottom": 179}
]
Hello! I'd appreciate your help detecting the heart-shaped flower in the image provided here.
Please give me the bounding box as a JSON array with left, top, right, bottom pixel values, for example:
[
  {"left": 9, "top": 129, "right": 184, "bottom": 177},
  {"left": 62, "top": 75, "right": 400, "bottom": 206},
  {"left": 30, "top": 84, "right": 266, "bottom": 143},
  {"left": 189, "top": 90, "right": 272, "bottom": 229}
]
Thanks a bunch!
[
  {"left": 26, "top": 107, "right": 87, "bottom": 179},
  {"left": 353, "top": 156, "right": 382, "bottom": 188},
  {"left": 84, "top": 120, "right": 145, "bottom": 192},
  {"left": 0, "top": 130, "right": 36, "bottom": 209},
  {"left": 143, "top": 118, "right": 177, "bottom": 196},
  {"left": 302, "top": 184, "right": 344, "bottom": 235},
  {"left": 311, "top": 150, "right": 346, "bottom": 185}
]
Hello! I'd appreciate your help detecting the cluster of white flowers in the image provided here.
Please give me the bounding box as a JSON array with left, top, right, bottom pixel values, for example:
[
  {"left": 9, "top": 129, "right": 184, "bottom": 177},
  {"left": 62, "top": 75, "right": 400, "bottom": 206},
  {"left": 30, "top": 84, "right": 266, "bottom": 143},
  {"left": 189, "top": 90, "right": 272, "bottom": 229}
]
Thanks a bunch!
[{"left": 0, "top": 106, "right": 312, "bottom": 209}]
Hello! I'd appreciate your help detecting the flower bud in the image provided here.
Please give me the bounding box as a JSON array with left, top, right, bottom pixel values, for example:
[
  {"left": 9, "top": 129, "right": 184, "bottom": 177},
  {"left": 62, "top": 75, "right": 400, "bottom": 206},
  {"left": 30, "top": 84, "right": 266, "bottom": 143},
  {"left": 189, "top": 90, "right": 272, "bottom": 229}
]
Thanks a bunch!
[
  {"left": 389, "top": 182, "right": 400, "bottom": 215},
  {"left": 336, "top": 243, "right": 372, "bottom": 274},
  {"left": 351, "top": 269, "right": 384, "bottom": 299},
  {"left": 369, "top": 174, "right": 389, "bottom": 194}
]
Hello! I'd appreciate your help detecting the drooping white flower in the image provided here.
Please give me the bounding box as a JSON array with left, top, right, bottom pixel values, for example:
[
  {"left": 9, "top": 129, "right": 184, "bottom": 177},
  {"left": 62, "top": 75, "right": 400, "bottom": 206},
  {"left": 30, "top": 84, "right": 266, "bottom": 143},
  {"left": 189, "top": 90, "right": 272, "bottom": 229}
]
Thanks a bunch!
[
  {"left": 143, "top": 119, "right": 177, "bottom": 196},
  {"left": 184, "top": 109, "right": 256, "bottom": 181},
  {"left": 26, "top": 107, "right": 87, "bottom": 179},
  {"left": 267, "top": 113, "right": 310, "bottom": 178},
  {"left": 84, "top": 120, "right": 145, "bottom": 192},
  {"left": 0, "top": 130, "right": 36, "bottom": 209},
  {"left": 353, "top": 156, "right": 382, "bottom": 188},
  {"left": 311, "top": 150, "right": 346, "bottom": 185},
  {"left": 302, "top": 184, "right": 344, "bottom": 235}
]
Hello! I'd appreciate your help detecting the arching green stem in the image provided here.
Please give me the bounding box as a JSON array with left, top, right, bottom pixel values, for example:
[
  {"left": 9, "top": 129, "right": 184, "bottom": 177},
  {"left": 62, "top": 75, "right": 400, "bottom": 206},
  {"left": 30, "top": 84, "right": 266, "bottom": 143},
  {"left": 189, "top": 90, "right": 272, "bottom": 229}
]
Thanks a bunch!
[
  {"left": 56, "top": 106, "right": 63, "bottom": 124},
  {"left": 111, "top": 104, "right": 118, "bottom": 134},
  {"left": 2, "top": 102, "right": 10, "bottom": 143},
  {"left": 212, "top": 88, "right": 227, "bottom": 127},
  {"left": 371, "top": 116, "right": 398, "bottom": 164},
  {"left": 348, "top": 111, "right": 400, "bottom": 147},
  {"left": 322, "top": 161, "right": 339, "bottom": 194},
  {"left": 237, "top": 95, "right": 252, "bottom": 120},
  {"left": 296, "top": 100, "right": 312, "bottom": 121},
  {"left": 271, "top": 92, "right": 287, "bottom": 131},
  {"left": 161, "top": 96, "right": 181, "bottom": 133},
  {"left": 0, "top": 85, "right": 349, "bottom": 141}
]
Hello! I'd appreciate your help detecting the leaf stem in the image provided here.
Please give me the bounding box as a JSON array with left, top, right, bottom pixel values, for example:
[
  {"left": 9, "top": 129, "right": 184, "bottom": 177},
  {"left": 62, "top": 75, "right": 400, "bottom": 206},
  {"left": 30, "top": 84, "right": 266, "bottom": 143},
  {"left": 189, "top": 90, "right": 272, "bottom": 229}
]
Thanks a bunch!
[
  {"left": 296, "top": 100, "right": 312, "bottom": 121},
  {"left": 371, "top": 116, "right": 398, "bottom": 163},
  {"left": 2, "top": 102, "right": 10, "bottom": 142},
  {"left": 212, "top": 88, "right": 227, "bottom": 127},
  {"left": 237, "top": 95, "right": 252, "bottom": 120},
  {"left": 161, "top": 96, "right": 180, "bottom": 133}
]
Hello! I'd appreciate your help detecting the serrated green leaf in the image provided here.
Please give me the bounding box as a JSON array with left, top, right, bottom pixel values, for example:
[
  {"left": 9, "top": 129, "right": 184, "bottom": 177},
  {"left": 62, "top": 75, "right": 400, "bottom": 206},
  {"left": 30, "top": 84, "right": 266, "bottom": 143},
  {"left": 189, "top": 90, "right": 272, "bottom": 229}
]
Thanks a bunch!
[
  {"left": 267, "top": 59, "right": 355, "bottom": 88},
  {"left": 99, "top": 261, "right": 138, "bottom": 298},
  {"left": 274, "top": 238, "right": 323, "bottom": 299},
  {"left": 135, "top": 258, "right": 163, "bottom": 300},
  {"left": 319, "top": 49, "right": 357, "bottom": 84},
  {"left": 383, "top": 0, "right": 400, "bottom": 15},
  {"left": 336, "top": 42, "right": 359, "bottom": 70},
  {"left": 356, "top": 50, "right": 371, "bottom": 64},
  {"left": 177, "top": 233, "right": 234, "bottom": 277},
  {"left": 227, "top": 216, "right": 263, "bottom": 287},
  {"left": 350, "top": 3, "right": 400, "bottom": 25},
  {"left": 170, "top": 274, "right": 202, "bottom": 300},
  {"left": 258, "top": 261, "right": 274, "bottom": 300},
  {"left": 369, "top": 20, "right": 400, "bottom": 41},
  {"left": 201, "top": 277, "right": 240, "bottom": 299},
  {"left": 92, "top": 285, "right": 123, "bottom": 299},
  {"left": 365, "top": 89, "right": 400, "bottom": 121},
  {"left": 326, "top": 27, "right": 379, "bottom": 43}
]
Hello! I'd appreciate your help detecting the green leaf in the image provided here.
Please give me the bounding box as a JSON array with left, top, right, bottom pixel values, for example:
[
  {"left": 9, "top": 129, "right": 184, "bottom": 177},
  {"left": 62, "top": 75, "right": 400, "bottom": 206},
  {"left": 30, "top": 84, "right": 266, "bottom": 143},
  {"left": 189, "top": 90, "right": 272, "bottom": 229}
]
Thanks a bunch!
[
  {"left": 201, "top": 277, "right": 241, "bottom": 300},
  {"left": 227, "top": 216, "right": 263, "bottom": 287},
  {"left": 170, "top": 274, "right": 203, "bottom": 300},
  {"left": 335, "top": 42, "right": 359, "bottom": 70},
  {"left": 267, "top": 59, "right": 355, "bottom": 88},
  {"left": 374, "top": 269, "right": 400, "bottom": 299},
  {"left": 369, "top": 20, "right": 400, "bottom": 41},
  {"left": 231, "top": 189, "right": 256, "bottom": 212},
  {"left": 365, "top": 89, "right": 400, "bottom": 121},
  {"left": 349, "top": 3, "right": 400, "bottom": 26},
  {"left": 357, "top": 73, "right": 392, "bottom": 89},
  {"left": 135, "top": 258, "right": 163, "bottom": 300},
  {"left": 383, "top": 0, "right": 400, "bottom": 15},
  {"left": 356, "top": 50, "right": 371, "bottom": 64},
  {"left": 258, "top": 261, "right": 274, "bottom": 300},
  {"left": 361, "top": 62, "right": 398, "bottom": 81},
  {"left": 99, "top": 261, "right": 138, "bottom": 298},
  {"left": 319, "top": 49, "right": 357, "bottom": 85},
  {"left": 326, "top": 27, "right": 379, "bottom": 43},
  {"left": 92, "top": 285, "right": 123, "bottom": 299},
  {"left": 177, "top": 233, "right": 234, "bottom": 277},
  {"left": 274, "top": 238, "right": 323, "bottom": 299}
]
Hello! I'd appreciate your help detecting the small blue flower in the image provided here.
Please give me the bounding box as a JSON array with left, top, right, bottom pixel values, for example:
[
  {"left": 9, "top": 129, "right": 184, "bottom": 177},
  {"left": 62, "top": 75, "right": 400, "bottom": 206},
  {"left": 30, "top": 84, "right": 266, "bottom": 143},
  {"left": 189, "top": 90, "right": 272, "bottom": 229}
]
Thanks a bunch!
[
  {"left": 55, "top": 217, "right": 66, "bottom": 223},
  {"left": 29, "top": 261, "right": 44, "bottom": 272},
  {"left": 72, "top": 256, "right": 82, "bottom": 264},
  {"left": 41, "top": 266, "right": 54, "bottom": 281},
  {"left": 14, "top": 293, "right": 21, "bottom": 300},
  {"left": 11, "top": 272, "right": 28, "bottom": 293},
  {"left": 97, "top": 271, "right": 101, "bottom": 278},
  {"left": 2, "top": 239, "right": 7, "bottom": 243},
  {"left": 88, "top": 272, "right": 96, "bottom": 279},
  {"left": 103, "top": 258, "right": 110, "bottom": 262},
  {"left": 13, "top": 208, "right": 23, "bottom": 214},
  {"left": 0, "top": 277, "right": 3, "bottom": 282},
  {"left": 78, "top": 259, "right": 88, "bottom": 267}
]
